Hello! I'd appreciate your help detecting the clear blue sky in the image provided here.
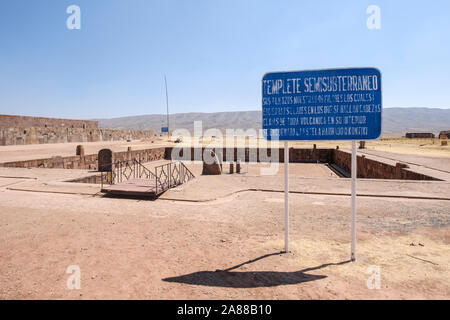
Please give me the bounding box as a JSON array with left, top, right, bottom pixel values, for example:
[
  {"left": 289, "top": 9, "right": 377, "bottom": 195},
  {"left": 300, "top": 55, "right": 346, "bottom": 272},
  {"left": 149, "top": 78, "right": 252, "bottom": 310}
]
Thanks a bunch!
[{"left": 1, "top": 0, "right": 449, "bottom": 119}]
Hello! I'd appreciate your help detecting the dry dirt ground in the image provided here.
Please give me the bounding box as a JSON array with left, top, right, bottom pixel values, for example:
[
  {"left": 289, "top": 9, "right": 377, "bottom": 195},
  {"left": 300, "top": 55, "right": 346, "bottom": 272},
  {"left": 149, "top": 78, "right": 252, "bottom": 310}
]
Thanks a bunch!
[{"left": 0, "top": 162, "right": 449, "bottom": 299}]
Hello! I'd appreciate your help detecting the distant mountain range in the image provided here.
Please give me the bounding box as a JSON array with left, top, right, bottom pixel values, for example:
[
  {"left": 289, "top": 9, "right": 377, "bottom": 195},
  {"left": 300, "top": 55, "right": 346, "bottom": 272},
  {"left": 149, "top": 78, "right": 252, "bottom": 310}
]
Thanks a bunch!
[{"left": 96, "top": 107, "right": 450, "bottom": 137}]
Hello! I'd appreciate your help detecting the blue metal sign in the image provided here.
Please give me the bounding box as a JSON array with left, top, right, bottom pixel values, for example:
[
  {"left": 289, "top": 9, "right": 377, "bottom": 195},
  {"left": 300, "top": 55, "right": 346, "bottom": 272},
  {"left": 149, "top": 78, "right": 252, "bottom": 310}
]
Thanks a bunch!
[
  {"left": 262, "top": 68, "right": 382, "bottom": 140},
  {"left": 161, "top": 127, "right": 168, "bottom": 133}
]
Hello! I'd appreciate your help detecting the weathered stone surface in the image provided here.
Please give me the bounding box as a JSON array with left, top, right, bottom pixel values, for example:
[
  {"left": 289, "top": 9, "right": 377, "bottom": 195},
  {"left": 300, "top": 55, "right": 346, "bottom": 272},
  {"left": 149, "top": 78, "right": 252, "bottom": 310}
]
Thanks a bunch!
[
  {"left": 0, "top": 115, "right": 155, "bottom": 146},
  {"left": 76, "top": 145, "right": 85, "bottom": 156},
  {"left": 0, "top": 114, "right": 98, "bottom": 129},
  {"left": 0, "top": 145, "right": 441, "bottom": 181},
  {"left": 332, "top": 149, "right": 438, "bottom": 180},
  {"left": 0, "top": 147, "right": 166, "bottom": 170},
  {"left": 202, "top": 150, "right": 222, "bottom": 175},
  {"left": 0, "top": 127, "right": 156, "bottom": 146},
  {"left": 52, "top": 156, "right": 64, "bottom": 169},
  {"left": 98, "top": 149, "right": 113, "bottom": 172}
]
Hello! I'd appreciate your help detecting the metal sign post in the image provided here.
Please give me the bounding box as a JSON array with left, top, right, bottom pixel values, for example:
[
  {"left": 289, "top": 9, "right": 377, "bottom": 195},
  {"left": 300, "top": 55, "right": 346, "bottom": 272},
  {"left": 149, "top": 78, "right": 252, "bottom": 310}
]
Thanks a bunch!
[
  {"left": 262, "top": 67, "right": 382, "bottom": 261},
  {"left": 284, "top": 141, "right": 290, "bottom": 253},
  {"left": 351, "top": 140, "right": 357, "bottom": 261}
]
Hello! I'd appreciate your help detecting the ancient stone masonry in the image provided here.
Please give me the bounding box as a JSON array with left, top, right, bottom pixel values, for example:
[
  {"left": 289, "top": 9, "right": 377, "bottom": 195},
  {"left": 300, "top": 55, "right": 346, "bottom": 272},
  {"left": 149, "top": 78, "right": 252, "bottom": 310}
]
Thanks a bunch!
[
  {"left": 0, "top": 115, "right": 155, "bottom": 146},
  {"left": 98, "top": 149, "right": 113, "bottom": 172},
  {"left": 113, "top": 147, "right": 166, "bottom": 163},
  {"left": 0, "top": 144, "right": 440, "bottom": 181},
  {"left": 332, "top": 149, "right": 439, "bottom": 181},
  {"left": 0, "top": 115, "right": 98, "bottom": 129},
  {"left": 76, "top": 145, "right": 85, "bottom": 156},
  {"left": 166, "top": 147, "right": 333, "bottom": 163},
  {"left": 0, "top": 127, "right": 155, "bottom": 146},
  {"left": 202, "top": 150, "right": 222, "bottom": 175},
  {"left": 0, "top": 115, "right": 158, "bottom": 146},
  {"left": 166, "top": 146, "right": 439, "bottom": 181},
  {"left": 0, "top": 147, "right": 166, "bottom": 171}
]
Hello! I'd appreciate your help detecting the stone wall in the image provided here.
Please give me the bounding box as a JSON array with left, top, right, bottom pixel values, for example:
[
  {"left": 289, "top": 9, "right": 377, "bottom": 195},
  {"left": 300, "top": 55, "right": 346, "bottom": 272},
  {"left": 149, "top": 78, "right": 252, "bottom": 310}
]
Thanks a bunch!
[
  {"left": 166, "top": 147, "right": 334, "bottom": 163},
  {"left": 0, "top": 115, "right": 98, "bottom": 129},
  {"left": 0, "top": 145, "right": 439, "bottom": 181},
  {"left": 0, "top": 147, "right": 166, "bottom": 170},
  {"left": 168, "top": 146, "right": 438, "bottom": 180},
  {"left": 0, "top": 154, "right": 98, "bottom": 170},
  {"left": 113, "top": 147, "right": 166, "bottom": 163},
  {"left": 332, "top": 149, "right": 438, "bottom": 181},
  {"left": 0, "top": 127, "right": 155, "bottom": 146}
]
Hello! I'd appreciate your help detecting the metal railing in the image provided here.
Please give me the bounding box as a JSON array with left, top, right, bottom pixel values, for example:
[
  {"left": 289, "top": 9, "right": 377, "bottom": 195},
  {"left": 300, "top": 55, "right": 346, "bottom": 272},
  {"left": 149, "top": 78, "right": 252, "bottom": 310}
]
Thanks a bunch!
[
  {"left": 100, "top": 159, "right": 156, "bottom": 187},
  {"left": 154, "top": 161, "right": 195, "bottom": 194},
  {"left": 101, "top": 159, "right": 195, "bottom": 195}
]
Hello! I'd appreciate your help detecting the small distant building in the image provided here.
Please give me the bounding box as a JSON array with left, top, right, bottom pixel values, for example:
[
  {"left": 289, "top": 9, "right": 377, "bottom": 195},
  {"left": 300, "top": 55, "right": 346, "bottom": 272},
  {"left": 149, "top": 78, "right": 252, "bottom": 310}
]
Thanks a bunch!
[
  {"left": 439, "top": 130, "right": 450, "bottom": 139},
  {"left": 405, "top": 132, "right": 435, "bottom": 139}
]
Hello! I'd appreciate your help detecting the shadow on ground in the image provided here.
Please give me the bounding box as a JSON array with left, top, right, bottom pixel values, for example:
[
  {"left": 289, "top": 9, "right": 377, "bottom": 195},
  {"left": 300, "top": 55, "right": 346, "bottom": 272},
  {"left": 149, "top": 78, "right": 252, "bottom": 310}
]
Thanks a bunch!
[{"left": 163, "top": 252, "right": 351, "bottom": 288}]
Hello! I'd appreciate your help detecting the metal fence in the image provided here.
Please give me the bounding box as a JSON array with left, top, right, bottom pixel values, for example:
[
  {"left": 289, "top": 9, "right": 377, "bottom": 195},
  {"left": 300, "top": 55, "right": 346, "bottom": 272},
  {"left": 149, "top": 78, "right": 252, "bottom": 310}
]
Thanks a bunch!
[{"left": 101, "top": 159, "right": 195, "bottom": 195}]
